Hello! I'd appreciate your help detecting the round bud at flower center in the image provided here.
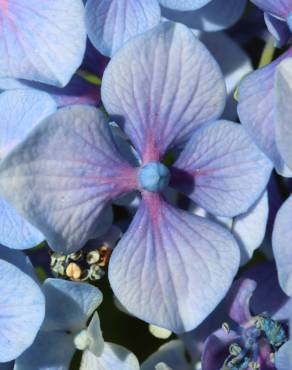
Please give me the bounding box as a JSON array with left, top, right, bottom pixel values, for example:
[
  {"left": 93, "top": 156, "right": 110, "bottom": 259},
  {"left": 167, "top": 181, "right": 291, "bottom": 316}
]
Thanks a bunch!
[{"left": 139, "top": 161, "right": 170, "bottom": 193}]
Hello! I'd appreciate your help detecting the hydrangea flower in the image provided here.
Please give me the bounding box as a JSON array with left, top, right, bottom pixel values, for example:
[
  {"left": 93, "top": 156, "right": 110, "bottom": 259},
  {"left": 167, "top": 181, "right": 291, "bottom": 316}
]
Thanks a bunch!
[
  {"left": 85, "top": 0, "right": 247, "bottom": 56},
  {"left": 142, "top": 262, "right": 292, "bottom": 369},
  {"left": 0, "top": 22, "right": 272, "bottom": 333},
  {"left": 14, "top": 278, "right": 139, "bottom": 370},
  {"left": 0, "top": 244, "right": 45, "bottom": 363},
  {"left": 0, "top": 0, "right": 87, "bottom": 87},
  {"left": 250, "top": 0, "right": 292, "bottom": 46}
]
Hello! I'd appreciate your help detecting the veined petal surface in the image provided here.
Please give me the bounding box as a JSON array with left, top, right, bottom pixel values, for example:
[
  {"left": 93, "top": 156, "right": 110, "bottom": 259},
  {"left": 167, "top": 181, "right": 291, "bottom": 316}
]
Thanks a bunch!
[
  {"left": 0, "top": 259, "right": 45, "bottom": 362},
  {"left": 0, "top": 106, "right": 137, "bottom": 254},
  {"left": 275, "top": 58, "right": 292, "bottom": 170},
  {"left": 42, "top": 279, "right": 103, "bottom": 333},
  {"left": 85, "top": 0, "right": 160, "bottom": 57},
  {"left": 0, "top": 89, "right": 56, "bottom": 249},
  {"left": 102, "top": 22, "right": 226, "bottom": 162},
  {"left": 80, "top": 343, "right": 140, "bottom": 370},
  {"left": 172, "top": 121, "right": 272, "bottom": 218},
  {"left": 109, "top": 193, "right": 240, "bottom": 333},
  {"left": 238, "top": 48, "right": 292, "bottom": 176},
  {"left": 0, "top": 0, "right": 86, "bottom": 86},
  {"left": 272, "top": 195, "right": 292, "bottom": 296}
]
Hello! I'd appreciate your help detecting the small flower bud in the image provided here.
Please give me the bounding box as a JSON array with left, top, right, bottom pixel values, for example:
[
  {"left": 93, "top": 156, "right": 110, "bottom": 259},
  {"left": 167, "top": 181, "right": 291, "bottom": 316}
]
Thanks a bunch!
[
  {"left": 222, "top": 322, "right": 230, "bottom": 334},
  {"left": 86, "top": 250, "right": 100, "bottom": 265},
  {"left": 229, "top": 343, "right": 242, "bottom": 356},
  {"left": 66, "top": 262, "right": 82, "bottom": 281}
]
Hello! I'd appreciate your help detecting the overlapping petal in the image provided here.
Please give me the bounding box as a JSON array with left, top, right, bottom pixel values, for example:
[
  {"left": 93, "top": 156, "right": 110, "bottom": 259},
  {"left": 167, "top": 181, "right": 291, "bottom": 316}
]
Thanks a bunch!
[
  {"left": 172, "top": 121, "right": 272, "bottom": 218},
  {"left": 0, "top": 259, "right": 45, "bottom": 362},
  {"left": 0, "top": 0, "right": 86, "bottom": 86},
  {"left": 233, "top": 191, "right": 269, "bottom": 265},
  {"left": 251, "top": 0, "right": 292, "bottom": 19},
  {"left": 275, "top": 58, "right": 292, "bottom": 170},
  {"left": 0, "top": 106, "right": 138, "bottom": 254},
  {"left": 80, "top": 343, "right": 140, "bottom": 370},
  {"left": 272, "top": 195, "right": 292, "bottom": 296},
  {"left": 85, "top": 0, "right": 160, "bottom": 57},
  {"left": 161, "top": 0, "right": 247, "bottom": 32},
  {"left": 0, "top": 89, "right": 56, "bottom": 249},
  {"left": 41, "top": 278, "right": 103, "bottom": 333},
  {"left": 275, "top": 341, "right": 292, "bottom": 370},
  {"left": 238, "top": 48, "right": 292, "bottom": 176},
  {"left": 102, "top": 22, "right": 226, "bottom": 162},
  {"left": 109, "top": 193, "right": 240, "bottom": 333},
  {"left": 14, "top": 331, "right": 75, "bottom": 370}
]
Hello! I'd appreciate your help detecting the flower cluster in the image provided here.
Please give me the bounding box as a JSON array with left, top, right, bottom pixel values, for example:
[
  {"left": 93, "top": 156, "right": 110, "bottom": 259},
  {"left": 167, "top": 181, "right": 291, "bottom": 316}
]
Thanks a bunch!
[{"left": 1, "top": 1, "right": 292, "bottom": 370}]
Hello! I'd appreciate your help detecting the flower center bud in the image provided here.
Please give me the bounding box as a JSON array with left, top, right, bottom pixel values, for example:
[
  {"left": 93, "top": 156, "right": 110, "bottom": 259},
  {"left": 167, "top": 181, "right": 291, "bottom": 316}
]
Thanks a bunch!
[
  {"left": 74, "top": 329, "right": 91, "bottom": 351},
  {"left": 139, "top": 161, "right": 170, "bottom": 193}
]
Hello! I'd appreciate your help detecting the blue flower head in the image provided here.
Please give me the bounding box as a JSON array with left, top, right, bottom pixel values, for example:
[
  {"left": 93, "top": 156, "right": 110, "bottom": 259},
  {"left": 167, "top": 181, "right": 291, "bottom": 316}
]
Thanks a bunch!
[{"left": 0, "top": 22, "right": 272, "bottom": 333}]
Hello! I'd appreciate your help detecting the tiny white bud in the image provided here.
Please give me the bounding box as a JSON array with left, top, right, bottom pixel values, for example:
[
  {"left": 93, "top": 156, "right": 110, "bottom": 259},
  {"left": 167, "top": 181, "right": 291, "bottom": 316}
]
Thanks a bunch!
[{"left": 74, "top": 329, "right": 91, "bottom": 351}]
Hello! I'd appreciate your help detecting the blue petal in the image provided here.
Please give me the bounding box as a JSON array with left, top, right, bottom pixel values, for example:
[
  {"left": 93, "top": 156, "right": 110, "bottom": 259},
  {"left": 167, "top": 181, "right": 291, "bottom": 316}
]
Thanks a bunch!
[
  {"left": 0, "top": 106, "right": 137, "bottom": 254},
  {"left": 0, "top": 259, "right": 45, "bottom": 362},
  {"left": 275, "top": 58, "right": 292, "bottom": 171},
  {"left": 0, "top": 89, "right": 56, "bottom": 249},
  {"left": 172, "top": 120, "right": 272, "bottom": 218},
  {"left": 198, "top": 32, "right": 252, "bottom": 121},
  {"left": 272, "top": 195, "right": 292, "bottom": 296},
  {"left": 85, "top": 0, "right": 160, "bottom": 57},
  {"left": 80, "top": 343, "right": 140, "bottom": 370},
  {"left": 102, "top": 22, "right": 226, "bottom": 162},
  {"left": 238, "top": 49, "right": 292, "bottom": 176},
  {"left": 162, "top": 0, "right": 247, "bottom": 31},
  {"left": 109, "top": 193, "right": 240, "bottom": 333},
  {"left": 275, "top": 340, "right": 292, "bottom": 370},
  {"left": 0, "top": 0, "right": 86, "bottom": 87},
  {"left": 141, "top": 340, "right": 190, "bottom": 370},
  {"left": 14, "top": 331, "right": 75, "bottom": 370},
  {"left": 42, "top": 278, "right": 103, "bottom": 332},
  {"left": 233, "top": 191, "right": 269, "bottom": 265},
  {"left": 0, "top": 244, "right": 38, "bottom": 282},
  {"left": 159, "top": 0, "right": 212, "bottom": 11}
]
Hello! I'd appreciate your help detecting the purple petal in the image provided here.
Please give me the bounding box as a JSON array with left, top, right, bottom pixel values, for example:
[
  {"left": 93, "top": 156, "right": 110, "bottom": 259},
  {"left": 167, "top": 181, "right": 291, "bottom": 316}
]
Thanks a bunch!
[
  {"left": 172, "top": 120, "right": 272, "bottom": 218},
  {"left": 109, "top": 193, "right": 240, "bottom": 333},
  {"left": 201, "top": 329, "right": 239, "bottom": 370},
  {"left": 243, "top": 262, "right": 292, "bottom": 321},
  {"left": 275, "top": 58, "right": 292, "bottom": 171},
  {"left": 102, "top": 22, "right": 226, "bottom": 162},
  {"left": 162, "top": 0, "right": 247, "bottom": 32},
  {"left": 251, "top": 0, "right": 292, "bottom": 19},
  {"left": 42, "top": 278, "right": 103, "bottom": 332},
  {"left": 272, "top": 195, "right": 292, "bottom": 296},
  {"left": 85, "top": 0, "right": 160, "bottom": 57},
  {"left": 226, "top": 278, "right": 256, "bottom": 325},
  {"left": 80, "top": 344, "right": 140, "bottom": 370},
  {"left": 264, "top": 13, "right": 291, "bottom": 47},
  {"left": 0, "top": 259, "right": 45, "bottom": 362},
  {"left": 0, "top": 89, "right": 56, "bottom": 249},
  {"left": 0, "top": 106, "right": 137, "bottom": 254},
  {"left": 0, "top": 0, "right": 86, "bottom": 86},
  {"left": 238, "top": 48, "right": 292, "bottom": 176}
]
